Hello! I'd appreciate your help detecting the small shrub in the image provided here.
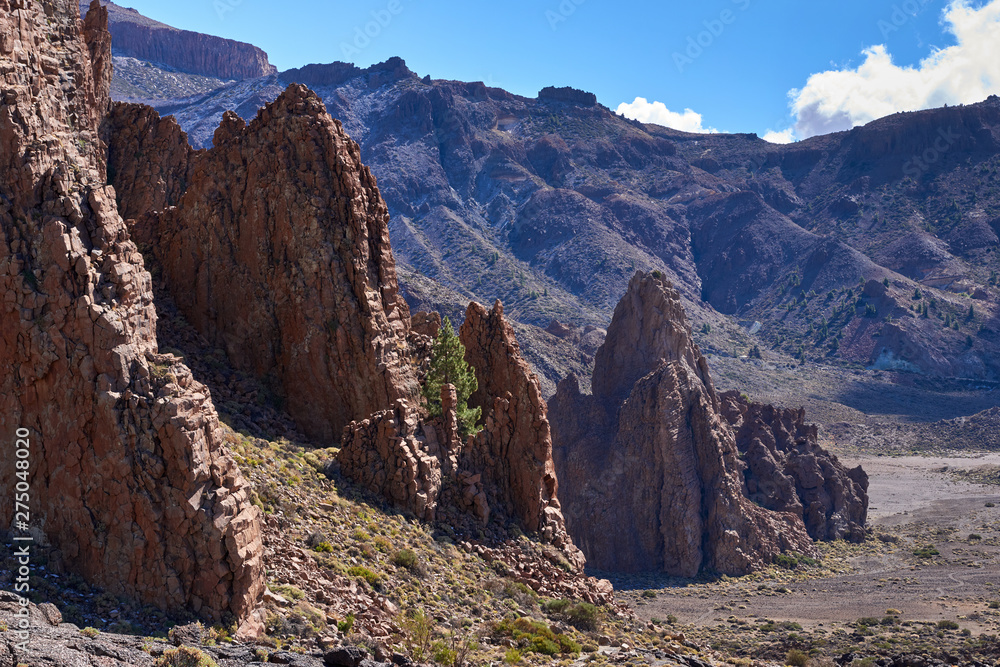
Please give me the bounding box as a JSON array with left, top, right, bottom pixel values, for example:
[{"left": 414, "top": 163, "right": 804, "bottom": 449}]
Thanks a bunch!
[
  {"left": 347, "top": 565, "right": 381, "bottom": 588},
  {"left": 543, "top": 598, "right": 571, "bottom": 613},
  {"left": 154, "top": 646, "right": 219, "bottom": 667},
  {"left": 785, "top": 648, "right": 809, "bottom": 666},
  {"left": 401, "top": 610, "right": 433, "bottom": 662},
  {"left": 641, "top": 590, "right": 657, "bottom": 599},
  {"left": 987, "top": 502, "right": 996, "bottom": 508},
  {"left": 913, "top": 545, "right": 940, "bottom": 559},
  {"left": 312, "top": 541, "right": 333, "bottom": 553},
  {"left": 775, "top": 553, "right": 798, "bottom": 569},
  {"left": 969, "top": 534, "right": 982, "bottom": 542},
  {"left": 937, "top": 620, "right": 959, "bottom": 630},
  {"left": 432, "top": 640, "right": 457, "bottom": 665},
  {"left": 494, "top": 616, "right": 580, "bottom": 656},
  {"left": 528, "top": 636, "right": 559, "bottom": 655},
  {"left": 393, "top": 549, "right": 418, "bottom": 569},
  {"left": 337, "top": 613, "right": 354, "bottom": 634},
  {"left": 503, "top": 648, "right": 522, "bottom": 664},
  {"left": 566, "top": 602, "right": 601, "bottom": 631},
  {"left": 988, "top": 601, "right": 1000, "bottom": 610},
  {"left": 80, "top": 627, "right": 100, "bottom": 638}
]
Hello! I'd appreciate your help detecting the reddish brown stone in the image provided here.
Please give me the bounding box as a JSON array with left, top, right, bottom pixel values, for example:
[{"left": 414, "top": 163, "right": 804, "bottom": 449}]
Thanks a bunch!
[
  {"left": 106, "top": 86, "right": 421, "bottom": 444},
  {"left": 459, "top": 301, "right": 583, "bottom": 567},
  {"left": 551, "top": 272, "right": 818, "bottom": 575},
  {"left": 720, "top": 392, "right": 869, "bottom": 542},
  {"left": 0, "top": 0, "right": 263, "bottom": 625}
]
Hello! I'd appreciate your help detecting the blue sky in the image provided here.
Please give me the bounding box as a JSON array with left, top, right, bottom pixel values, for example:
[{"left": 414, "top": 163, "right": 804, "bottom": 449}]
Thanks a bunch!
[{"left": 118, "top": 0, "right": 1000, "bottom": 141}]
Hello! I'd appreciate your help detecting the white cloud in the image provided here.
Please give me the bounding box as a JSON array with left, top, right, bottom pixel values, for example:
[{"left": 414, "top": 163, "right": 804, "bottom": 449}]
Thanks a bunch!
[
  {"left": 616, "top": 97, "right": 719, "bottom": 134},
  {"left": 790, "top": 0, "right": 1000, "bottom": 139},
  {"left": 762, "top": 128, "right": 796, "bottom": 144}
]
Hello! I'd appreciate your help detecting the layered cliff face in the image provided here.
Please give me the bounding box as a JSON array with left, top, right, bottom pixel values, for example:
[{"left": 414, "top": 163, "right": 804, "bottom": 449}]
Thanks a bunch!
[
  {"left": 80, "top": 1, "right": 276, "bottom": 81},
  {"left": 720, "top": 392, "right": 869, "bottom": 542},
  {"left": 0, "top": 0, "right": 263, "bottom": 625},
  {"left": 550, "top": 273, "right": 820, "bottom": 575},
  {"left": 107, "top": 86, "right": 421, "bottom": 444}
]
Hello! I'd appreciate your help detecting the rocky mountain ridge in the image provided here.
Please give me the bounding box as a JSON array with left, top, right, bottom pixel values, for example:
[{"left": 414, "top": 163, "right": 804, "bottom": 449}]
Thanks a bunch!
[
  {"left": 119, "top": 49, "right": 1000, "bottom": 392},
  {"left": 80, "top": 1, "right": 276, "bottom": 82}
]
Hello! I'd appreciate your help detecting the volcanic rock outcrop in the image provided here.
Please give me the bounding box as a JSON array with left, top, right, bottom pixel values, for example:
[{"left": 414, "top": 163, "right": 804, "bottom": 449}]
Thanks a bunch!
[
  {"left": 107, "top": 85, "right": 421, "bottom": 444},
  {"left": 459, "top": 301, "right": 584, "bottom": 567},
  {"left": 720, "top": 392, "right": 869, "bottom": 542},
  {"left": 0, "top": 0, "right": 263, "bottom": 625},
  {"left": 550, "top": 272, "right": 820, "bottom": 575},
  {"left": 338, "top": 300, "right": 584, "bottom": 568},
  {"left": 81, "top": 0, "right": 276, "bottom": 81}
]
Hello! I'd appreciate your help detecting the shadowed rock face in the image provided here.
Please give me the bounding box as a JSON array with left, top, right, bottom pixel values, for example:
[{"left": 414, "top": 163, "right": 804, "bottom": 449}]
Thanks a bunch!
[
  {"left": 550, "top": 272, "right": 819, "bottom": 576},
  {"left": 0, "top": 0, "right": 263, "bottom": 625},
  {"left": 720, "top": 392, "right": 869, "bottom": 542},
  {"left": 459, "top": 301, "right": 584, "bottom": 568},
  {"left": 106, "top": 85, "right": 421, "bottom": 444}
]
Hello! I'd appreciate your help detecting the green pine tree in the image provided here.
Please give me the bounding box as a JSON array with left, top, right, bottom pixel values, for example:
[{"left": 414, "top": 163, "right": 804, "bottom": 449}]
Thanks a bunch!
[{"left": 422, "top": 318, "right": 481, "bottom": 436}]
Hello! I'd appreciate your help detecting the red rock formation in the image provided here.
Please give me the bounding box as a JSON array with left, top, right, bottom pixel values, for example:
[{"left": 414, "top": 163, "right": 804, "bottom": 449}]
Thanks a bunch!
[
  {"left": 550, "top": 272, "right": 817, "bottom": 575},
  {"left": 720, "top": 392, "right": 869, "bottom": 542},
  {"left": 338, "top": 300, "right": 584, "bottom": 568},
  {"left": 106, "top": 86, "right": 421, "bottom": 444},
  {"left": 105, "top": 102, "right": 193, "bottom": 221},
  {"left": 81, "top": 1, "right": 277, "bottom": 81},
  {"left": 459, "top": 301, "right": 582, "bottom": 567},
  {"left": 338, "top": 398, "right": 444, "bottom": 521},
  {"left": 0, "top": 0, "right": 263, "bottom": 626}
]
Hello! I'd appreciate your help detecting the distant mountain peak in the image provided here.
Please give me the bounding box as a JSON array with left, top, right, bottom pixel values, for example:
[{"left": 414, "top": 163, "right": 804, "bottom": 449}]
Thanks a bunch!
[
  {"left": 538, "top": 85, "right": 598, "bottom": 107},
  {"left": 279, "top": 56, "right": 416, "bottom": 89}
]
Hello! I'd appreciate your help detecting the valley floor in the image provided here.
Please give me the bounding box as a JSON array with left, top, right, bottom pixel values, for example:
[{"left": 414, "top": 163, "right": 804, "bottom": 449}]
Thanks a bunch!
[{"left": 613, "top": 454, "right": 1000, "bottom": 664}]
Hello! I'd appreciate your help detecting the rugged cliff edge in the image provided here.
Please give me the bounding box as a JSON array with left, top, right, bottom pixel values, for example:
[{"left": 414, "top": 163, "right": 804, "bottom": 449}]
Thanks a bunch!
[
  {"left": 550, "top": 272, "right": 849, "bottom": 576},
  {"left": 459, "top": 301, "right": 584, "bottom": 568},
  {"left": 720, "top": 392, "right": 869, "bottom": 543},
  {"left": 80, "top": 0, "right": 276, "bottom": 81},
  {"left": 106, "top": 82, "right": 587, "bottom": 572},
  {"left": 0, "top": 0, "right": 264, "bottom": 629},
  {"left": 107, "top": 86, "right": 421, "bottom": 444}
]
